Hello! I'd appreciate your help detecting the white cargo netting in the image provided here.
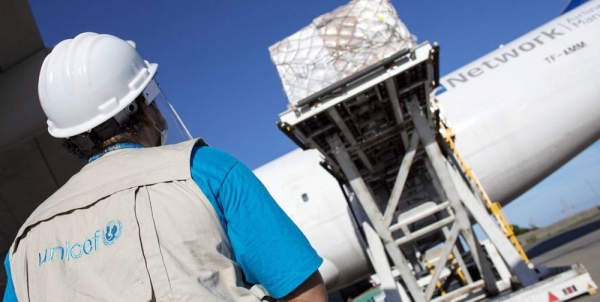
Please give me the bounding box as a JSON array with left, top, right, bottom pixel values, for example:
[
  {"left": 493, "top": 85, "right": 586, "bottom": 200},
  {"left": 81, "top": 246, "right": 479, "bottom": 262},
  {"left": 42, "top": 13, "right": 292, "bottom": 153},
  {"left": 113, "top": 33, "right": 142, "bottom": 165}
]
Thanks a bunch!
[{"left": 269, "top": 0, "right": 415, "bottom": 106}]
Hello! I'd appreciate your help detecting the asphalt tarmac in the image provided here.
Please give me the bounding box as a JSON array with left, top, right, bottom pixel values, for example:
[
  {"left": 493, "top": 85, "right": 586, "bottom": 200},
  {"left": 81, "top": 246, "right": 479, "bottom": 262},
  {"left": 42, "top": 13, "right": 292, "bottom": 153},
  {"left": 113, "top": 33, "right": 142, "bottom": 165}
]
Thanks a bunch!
[{"left": 528, "top": 217, "right": 600, "bottom": 302}]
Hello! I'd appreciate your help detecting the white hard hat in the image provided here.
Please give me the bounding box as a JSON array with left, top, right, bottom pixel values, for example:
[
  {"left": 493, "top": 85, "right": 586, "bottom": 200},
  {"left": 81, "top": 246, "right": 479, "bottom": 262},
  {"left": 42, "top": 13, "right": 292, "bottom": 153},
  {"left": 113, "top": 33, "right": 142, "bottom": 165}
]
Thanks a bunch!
[{"left": 38, "top": 32, "right": 158, "bottom": 138}]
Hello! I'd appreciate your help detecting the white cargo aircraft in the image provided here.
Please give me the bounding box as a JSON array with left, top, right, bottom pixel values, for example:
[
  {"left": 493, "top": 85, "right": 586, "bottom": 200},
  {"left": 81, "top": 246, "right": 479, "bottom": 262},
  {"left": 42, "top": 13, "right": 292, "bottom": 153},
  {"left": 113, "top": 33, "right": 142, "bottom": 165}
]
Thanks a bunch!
[
  {"left": 0, "top": 0, "right": 599, "bottom": 296},
  {"left": 254, "top": 0, "right": 600, "bottom": 292}
]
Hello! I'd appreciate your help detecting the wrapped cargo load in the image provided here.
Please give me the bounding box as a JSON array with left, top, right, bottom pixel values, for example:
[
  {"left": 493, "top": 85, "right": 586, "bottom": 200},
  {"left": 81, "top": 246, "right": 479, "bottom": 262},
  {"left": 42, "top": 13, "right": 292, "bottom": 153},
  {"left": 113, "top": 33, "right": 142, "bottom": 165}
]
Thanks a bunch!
[{"left": 269, "top": 0, "right": 414, "bottom": 106}]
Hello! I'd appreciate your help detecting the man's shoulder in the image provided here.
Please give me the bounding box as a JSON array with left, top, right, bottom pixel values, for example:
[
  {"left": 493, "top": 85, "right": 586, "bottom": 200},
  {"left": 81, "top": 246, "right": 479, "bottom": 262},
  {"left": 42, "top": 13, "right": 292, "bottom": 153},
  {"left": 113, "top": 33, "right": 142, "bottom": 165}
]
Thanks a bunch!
[{"left": 191, "top": 145, "right": 240, "bottom": 171}]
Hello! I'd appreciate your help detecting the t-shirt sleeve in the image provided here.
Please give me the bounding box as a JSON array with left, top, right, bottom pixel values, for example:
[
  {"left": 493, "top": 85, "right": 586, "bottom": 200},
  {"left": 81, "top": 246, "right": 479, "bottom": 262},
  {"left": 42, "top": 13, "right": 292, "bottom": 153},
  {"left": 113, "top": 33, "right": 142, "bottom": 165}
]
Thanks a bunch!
[
  {"left": 3, "top": 253, "right": 17, "bottom": 302},
  {"left": 190, "top": 146, "right": 322, "bottom": 299}
]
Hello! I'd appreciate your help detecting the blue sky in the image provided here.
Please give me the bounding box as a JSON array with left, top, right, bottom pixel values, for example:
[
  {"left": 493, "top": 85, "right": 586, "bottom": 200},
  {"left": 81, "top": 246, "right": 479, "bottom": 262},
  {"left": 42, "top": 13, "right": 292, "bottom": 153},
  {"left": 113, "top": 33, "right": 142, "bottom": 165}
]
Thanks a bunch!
[{"left": 28, "top": 0, "right": 599, "bottom": 227}]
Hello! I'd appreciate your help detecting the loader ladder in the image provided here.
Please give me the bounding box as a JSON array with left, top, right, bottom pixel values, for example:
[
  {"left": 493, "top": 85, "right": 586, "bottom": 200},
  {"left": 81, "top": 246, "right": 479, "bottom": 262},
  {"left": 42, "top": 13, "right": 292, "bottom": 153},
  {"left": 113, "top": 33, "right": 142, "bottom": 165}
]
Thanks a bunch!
[{"left": 437, "top": 119, "right": 529, "bottom": 264}]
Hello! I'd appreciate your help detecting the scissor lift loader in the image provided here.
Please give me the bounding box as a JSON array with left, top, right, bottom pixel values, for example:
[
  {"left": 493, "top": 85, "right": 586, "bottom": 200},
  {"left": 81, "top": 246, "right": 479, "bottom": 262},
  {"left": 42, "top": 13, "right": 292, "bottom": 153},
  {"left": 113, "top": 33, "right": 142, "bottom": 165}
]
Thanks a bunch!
[{"left": 276, "top": 42, "right": 597, "bottom": 302}]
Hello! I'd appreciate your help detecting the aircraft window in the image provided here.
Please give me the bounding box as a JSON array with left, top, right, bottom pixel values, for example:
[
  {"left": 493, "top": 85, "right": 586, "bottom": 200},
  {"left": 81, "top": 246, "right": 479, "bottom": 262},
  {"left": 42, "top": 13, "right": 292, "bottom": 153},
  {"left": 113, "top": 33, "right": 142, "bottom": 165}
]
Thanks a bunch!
[{"left": 301, "top": 193, "right": 309, "bottom": 202}]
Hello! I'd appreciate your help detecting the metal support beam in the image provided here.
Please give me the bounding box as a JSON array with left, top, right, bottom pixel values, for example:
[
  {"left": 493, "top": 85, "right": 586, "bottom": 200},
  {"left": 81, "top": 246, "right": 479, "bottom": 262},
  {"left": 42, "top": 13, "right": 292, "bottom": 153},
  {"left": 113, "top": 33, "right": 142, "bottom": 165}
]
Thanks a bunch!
[
  {"left": 424, "top": 159, "right": 447, "bottom": 202},
  {"left": 385, "top": 240, "right": 427, "bottom": 302},
  {"left": 424, "top": 223, "right": 460, "bottom": 300},
  {"left": 364, "top": 222, "right": 403, "bottom": 302},
  {"left": 407, "top": 99, "right": 502, "bottom": 293},
  {"left": 327, "top": 134, "right": 426, "bottom": 302},
  {"left": 441, "top": 226, "right": 474, "bottom": 284},
  {"left": 448, "top": 163, "right": 539, "bottom": 286},
  {"left": 394, "top": 216, "right": 455, "bottom": 246},
  {"left": 430, "top": 281, "right": 485, "bottom": 302},
  {"left": 385, "top": 78, "right": 410, "bottom": 146},
  {"left": 389, "top": 201, "right": 450, "bottom": 233},
  {"left": 407, "top": 99, "right": 483, "bottom": 268},
  {"left": 327, "top": 108, "right": 375, "bottom": 173},
  {"left": 383, "top": 132, "right": 420, "bottom": 226}
]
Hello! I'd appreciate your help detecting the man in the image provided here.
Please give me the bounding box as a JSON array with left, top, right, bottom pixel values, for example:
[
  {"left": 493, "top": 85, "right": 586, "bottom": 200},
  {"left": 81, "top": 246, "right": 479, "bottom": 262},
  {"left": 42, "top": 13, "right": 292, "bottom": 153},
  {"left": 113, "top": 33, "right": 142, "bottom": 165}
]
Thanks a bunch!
[{"left": 3, "top": 32, "right": 327, "bottom": 301}]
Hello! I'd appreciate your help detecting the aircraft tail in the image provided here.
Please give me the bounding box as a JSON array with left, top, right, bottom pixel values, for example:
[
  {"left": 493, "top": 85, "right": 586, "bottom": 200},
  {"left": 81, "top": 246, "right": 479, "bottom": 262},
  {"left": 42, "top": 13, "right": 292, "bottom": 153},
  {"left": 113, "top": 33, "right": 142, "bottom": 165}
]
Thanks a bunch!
[{"left": 561, "top": 0, "right": 593, "bottom": 14}]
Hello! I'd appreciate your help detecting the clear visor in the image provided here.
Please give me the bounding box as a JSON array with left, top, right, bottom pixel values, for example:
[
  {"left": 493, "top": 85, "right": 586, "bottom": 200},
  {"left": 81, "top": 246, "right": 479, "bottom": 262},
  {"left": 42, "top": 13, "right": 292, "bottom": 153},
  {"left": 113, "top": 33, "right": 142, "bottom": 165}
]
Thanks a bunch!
[{"left": 142, "top": 79, "right": 193, "bottom": 145}]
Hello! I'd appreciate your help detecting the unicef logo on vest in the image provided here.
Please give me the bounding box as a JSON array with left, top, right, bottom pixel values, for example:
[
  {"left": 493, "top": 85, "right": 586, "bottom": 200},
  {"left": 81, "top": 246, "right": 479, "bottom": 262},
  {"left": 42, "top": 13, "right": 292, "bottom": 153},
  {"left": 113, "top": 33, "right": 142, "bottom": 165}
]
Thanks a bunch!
[
  {"left": 38, "top": 219, "right": 124, "bottom": 267},
  {"left": 103, "top": 220, "right": 123, "bottom": 246}
]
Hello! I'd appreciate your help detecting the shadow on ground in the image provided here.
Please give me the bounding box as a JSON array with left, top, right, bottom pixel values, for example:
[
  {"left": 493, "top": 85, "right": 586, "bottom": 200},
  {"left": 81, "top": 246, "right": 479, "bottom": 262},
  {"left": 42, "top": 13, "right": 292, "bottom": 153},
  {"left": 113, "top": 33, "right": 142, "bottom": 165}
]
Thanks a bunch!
[{"left": 526, "top": 218, "right": 600, "bottom": 258}]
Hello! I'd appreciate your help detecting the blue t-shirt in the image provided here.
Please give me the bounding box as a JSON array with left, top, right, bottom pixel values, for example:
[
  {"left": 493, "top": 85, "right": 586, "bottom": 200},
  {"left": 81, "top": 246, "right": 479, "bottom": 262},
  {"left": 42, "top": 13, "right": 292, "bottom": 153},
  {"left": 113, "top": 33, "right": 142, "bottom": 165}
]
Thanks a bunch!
[{"left": 3, "top": 144, "right": 322, "bottom": 301}]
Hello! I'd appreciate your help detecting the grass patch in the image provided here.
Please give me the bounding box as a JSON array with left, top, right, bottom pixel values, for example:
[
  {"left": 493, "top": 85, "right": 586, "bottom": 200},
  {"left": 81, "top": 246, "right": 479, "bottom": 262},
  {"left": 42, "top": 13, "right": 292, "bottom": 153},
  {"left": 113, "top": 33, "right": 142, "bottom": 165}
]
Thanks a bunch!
[{"left": 522, "top": 211, "right": 600, "bottom": 247}]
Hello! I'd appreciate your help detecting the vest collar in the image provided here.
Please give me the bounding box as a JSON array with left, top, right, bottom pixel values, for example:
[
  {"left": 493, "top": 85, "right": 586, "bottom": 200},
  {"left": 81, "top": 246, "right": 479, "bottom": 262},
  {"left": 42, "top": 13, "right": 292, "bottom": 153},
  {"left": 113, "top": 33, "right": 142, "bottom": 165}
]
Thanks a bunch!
[{"left": 89, "top": 142, "right": 145, "bottom": 163}]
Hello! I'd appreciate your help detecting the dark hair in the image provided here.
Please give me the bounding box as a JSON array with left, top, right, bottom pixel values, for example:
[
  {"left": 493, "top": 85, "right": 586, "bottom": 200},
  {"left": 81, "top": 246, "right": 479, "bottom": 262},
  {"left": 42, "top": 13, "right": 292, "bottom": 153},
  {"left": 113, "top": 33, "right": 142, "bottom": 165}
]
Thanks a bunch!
[{"left": 63, "top": 97, "right": 146, "bottom": 160}]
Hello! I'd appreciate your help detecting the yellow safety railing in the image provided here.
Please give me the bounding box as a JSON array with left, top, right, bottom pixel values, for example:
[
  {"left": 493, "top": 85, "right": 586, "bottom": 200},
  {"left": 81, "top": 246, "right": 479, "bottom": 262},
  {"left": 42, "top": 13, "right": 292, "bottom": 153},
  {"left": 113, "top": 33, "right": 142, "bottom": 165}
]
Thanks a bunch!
[
  {"left": 425, "top": 262, "right": 446, "bottom": 296},
  {"left": 424, "top": 253, "right": 467, "bottom": 296},
  {"left": 438, "top": 121, "right": 530, "bottom": 264},
  {"left": 448, "top": 253, "right": 467, "bottom": 285}
]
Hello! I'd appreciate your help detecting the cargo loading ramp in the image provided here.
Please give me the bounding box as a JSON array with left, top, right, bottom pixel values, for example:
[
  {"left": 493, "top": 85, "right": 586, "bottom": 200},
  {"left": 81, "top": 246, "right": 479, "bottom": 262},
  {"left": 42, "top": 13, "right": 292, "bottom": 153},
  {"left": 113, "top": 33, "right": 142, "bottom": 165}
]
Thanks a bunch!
[{"left": 277, "top": 42, "right": 539, "bottom": 302}]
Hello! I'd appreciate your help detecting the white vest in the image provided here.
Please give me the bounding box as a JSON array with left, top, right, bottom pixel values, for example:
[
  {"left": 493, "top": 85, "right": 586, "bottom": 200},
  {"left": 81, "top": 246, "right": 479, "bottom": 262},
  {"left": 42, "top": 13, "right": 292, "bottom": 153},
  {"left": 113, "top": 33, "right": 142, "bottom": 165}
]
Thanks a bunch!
[{"left": 9, "top": 140, "right": 263, "bottom": 301}]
